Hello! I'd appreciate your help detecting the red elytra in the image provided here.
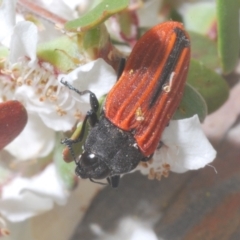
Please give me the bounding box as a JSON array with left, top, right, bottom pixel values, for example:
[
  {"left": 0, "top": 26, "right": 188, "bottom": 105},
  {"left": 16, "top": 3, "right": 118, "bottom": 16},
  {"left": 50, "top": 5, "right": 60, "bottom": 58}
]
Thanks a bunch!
[
  {"left": 0, "top": 100, "right": 28, "bottom": 150},
  {"left": 105, "top": 21, "right": 190, "bottom": 156}
]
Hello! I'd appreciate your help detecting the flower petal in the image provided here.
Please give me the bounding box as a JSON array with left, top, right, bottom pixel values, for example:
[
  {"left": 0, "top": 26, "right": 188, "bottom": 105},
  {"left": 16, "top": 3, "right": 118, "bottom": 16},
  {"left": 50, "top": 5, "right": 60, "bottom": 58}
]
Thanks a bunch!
[
  {"left": 161, "top": 115, "right": 217, "bottom": 172},
  {"left": 137, "top": 115, "right": 217, "bottom": 178},
  {"left": 40, "top": 0, "right": 75, "bottom": 20},
  {"left": 0, "top": 0, "right": 16, "bottom": 46},
  {"left": 0, "top": 164, "right": 68, "bottom": 222},
  {"left": 9, "top": 21, "right": 38, "bottom": 64},
  {"left": 137, "top": 0, "right": 162, "bottom": 28},
  {"left": 91, "top": 217, "right": 158, "bottom": 240},
  {"left": 60, "top": 58, "right": 117, "bottom": 102}
]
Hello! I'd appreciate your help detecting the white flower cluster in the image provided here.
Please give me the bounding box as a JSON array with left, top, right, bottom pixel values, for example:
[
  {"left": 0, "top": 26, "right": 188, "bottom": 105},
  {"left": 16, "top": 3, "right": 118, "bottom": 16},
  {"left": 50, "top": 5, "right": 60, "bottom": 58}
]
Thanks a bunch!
[
  {"left": 0, "top": 0, "right": 116, "bottom": 223},
  {"left": 0, "top": 0, "right": 216, "bottom": 231}
]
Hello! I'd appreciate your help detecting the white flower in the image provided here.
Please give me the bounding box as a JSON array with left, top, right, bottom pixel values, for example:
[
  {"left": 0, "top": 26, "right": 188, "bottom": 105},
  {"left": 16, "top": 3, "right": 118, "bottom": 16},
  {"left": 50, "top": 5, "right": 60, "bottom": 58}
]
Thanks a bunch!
[
  {"left": 0, "top": 0, "right": 16, "bottom": 46},
  {"left": 0, "top": 0, "right": 116, "bottom": 161},
  {"left": 2, "top": 56, "right": 116, "bottom": 161},
  {"left": 91, "top": 217, "right": 159, "bottom": 240},
  {"left": 137, "top": 115, "right": 217, "bottom": 179},
  {"left": 0, "top": 164, "right": 67, "bottom": 222},
  {"left": 136, "top": 0, "right": 163, "bottom": 28},
  {"left": 0, "top": 0, "right": 217, "bottom": 229},
  {"left": 0, "top": 0, "right": 116, "bottom": 224}
]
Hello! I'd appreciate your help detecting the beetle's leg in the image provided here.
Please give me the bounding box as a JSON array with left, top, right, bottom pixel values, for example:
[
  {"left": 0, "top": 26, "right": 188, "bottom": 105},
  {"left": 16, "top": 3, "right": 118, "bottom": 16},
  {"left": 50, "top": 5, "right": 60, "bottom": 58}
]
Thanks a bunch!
[
  {"left": 116, "top": 58, "right": 126, "bottom": 81},
  {"left": 61, "top": 110, "right": 96, "bottom": 163},
  {"left": 107, "top": 175, "right": 120, "bottom": 188},
  {"left": 61, "top": 111, "right": 93, "bottom": 146},
  {"left": 60, "top": 79, "right": 100, "bottom": 162}
]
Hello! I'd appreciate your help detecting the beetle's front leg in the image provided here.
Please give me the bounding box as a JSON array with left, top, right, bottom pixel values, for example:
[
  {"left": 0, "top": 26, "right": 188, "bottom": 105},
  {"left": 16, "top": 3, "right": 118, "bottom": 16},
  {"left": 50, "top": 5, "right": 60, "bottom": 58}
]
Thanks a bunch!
[
  {"left": 107, "top": 175, "right": 120, "bottom": 188},
  {"left": 60, "top": 79, "right": 100, "bottom": 162}
]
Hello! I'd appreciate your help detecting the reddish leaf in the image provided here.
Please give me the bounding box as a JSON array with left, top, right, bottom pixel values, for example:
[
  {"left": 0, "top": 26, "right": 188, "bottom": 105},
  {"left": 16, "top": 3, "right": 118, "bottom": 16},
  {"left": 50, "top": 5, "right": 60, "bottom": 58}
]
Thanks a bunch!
[{"left": 0, "top": 100, "right": 28, "bottom": 150}]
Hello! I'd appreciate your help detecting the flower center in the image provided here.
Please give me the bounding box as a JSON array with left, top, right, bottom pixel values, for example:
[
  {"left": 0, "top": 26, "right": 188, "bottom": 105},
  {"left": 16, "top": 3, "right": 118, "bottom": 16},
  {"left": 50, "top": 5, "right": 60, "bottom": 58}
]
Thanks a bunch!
[{"left": 0, "top": 58, "right": 83, "bottom": 120}]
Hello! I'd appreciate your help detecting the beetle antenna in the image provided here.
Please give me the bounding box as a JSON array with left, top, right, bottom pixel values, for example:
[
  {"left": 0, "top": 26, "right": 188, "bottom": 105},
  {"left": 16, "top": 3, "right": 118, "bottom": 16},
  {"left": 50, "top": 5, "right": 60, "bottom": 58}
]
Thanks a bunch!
[
  {"left": 60, "top": 79, "right": 93, "bottom": 96},
  {"left": 60, "top": 78, "right": 99, "bottom": 121},
  {"left": 60, "top": 79, "right": 82, "bottom": 95}
]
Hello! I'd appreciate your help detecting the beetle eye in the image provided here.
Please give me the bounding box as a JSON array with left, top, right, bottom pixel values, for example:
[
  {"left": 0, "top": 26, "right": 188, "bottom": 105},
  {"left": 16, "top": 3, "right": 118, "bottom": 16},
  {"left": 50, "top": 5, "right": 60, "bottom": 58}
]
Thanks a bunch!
[{"left": 81, "top": 151, "right": 98, "bottom": 167}]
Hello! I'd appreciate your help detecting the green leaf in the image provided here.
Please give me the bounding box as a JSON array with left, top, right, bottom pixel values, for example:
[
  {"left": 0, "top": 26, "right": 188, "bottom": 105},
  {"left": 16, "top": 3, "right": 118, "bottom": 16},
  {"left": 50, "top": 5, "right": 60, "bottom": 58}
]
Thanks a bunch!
[
  {"left": 187, "top": 59, "right": 229, "bottom": 114},
  {"left": 82, "top": 24, "right": 109, "bottom": 51},
  {"left": 173, "top": 83, "right": 207, "bottom": 122},
  {"left": 37, "top": 36, "right": 80, "bottom": 73},
  {"left": 65, "top": 0, "right": 129, "bottom": 32},
  {"left": 183, "top": 2, "right": 216, "bottom": 35},
  {"left": 216, "top": 0, "right": 240, "bottom": 74},
  {"left": 189, "top": 31, "right": 220, "bottom": 70},
  {"left": 0, "top": 46, "right": 8, "bottom": 58},
  {"left": 83, "top": 27, "right": 102, "bottom": 49}
]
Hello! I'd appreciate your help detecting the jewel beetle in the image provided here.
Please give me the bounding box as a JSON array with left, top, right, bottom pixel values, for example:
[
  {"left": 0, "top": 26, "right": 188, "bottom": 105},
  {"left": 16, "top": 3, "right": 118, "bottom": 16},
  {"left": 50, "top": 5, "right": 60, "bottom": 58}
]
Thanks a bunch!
[{"left": 61, "top": 21, "right": 190, "bottom": 188}]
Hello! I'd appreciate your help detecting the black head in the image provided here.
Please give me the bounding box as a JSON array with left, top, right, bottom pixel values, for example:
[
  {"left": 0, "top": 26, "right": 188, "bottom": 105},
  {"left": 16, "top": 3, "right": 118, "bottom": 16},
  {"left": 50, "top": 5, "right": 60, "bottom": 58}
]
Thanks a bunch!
[
  {"left": 75, "top": 150, "right": 111, "bottom": 180},
  {"left": 75, "top": 151, "right": 121, "bottom": 187}
]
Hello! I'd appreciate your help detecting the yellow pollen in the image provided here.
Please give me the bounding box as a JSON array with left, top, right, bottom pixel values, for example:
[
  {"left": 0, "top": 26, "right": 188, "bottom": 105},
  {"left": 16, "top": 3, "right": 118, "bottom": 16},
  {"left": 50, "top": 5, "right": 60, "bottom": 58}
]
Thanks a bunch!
[
  {"left": 36, "top": 88, "right": 43, "bottom": 95},
  {"left": 148, "top": 168, "right": 155, "bottom": 180},
  {"left": 10, "top": 85, "right": 16, "bottom": 92},
  {"left": 39, "top": 96, "right": 45, "bottom": 102},
  {"left": 50, "top": 95, "right": 57, "bottom": 102},
  {"left": 74, "top": 110, "right": 83, "bottom": 120},
  {"left": 162, "top": 170, "right": 169, "bottom": 178},
  {"left": 46, "top": 87, "right": 53, "bottom": 97},
  {"left": 140, "top": 162, "right": 148, "bottom": 168},
  {"left": 56, "top": 106, "right": 67, "bottom": 116},
  {"left": 163, "top": 163, "right": 170, "bottom": 170},
  {"left": 16, "top": 77, "right": 23, "bottom": 86},
  {"left": 155, "top": 172, "right": 162, "bottom": 181},
  {"left": 11, "top": 69, "right": 21, "bottom": 79},
  {"left": 135, "top": 107, "right": 144, "bottom": 121},
  {"left": 26, "top": 79, "right": 33, "bottom": 86},
  {"left": 129, "top": 69, "right": 134, "bottom": 75},
  {"left": 40, "top": 79, "right": 47, "bottom": 85},
  {"left": 53, "top": 86, "right": 57, "bottom": 92}
]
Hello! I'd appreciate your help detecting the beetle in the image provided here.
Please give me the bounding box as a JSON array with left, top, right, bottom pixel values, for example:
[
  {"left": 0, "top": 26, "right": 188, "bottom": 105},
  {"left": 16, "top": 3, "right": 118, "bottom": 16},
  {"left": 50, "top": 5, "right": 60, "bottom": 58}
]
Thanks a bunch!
[{"left": 61, "top": 21, "right": 190, "bottom": 188}]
